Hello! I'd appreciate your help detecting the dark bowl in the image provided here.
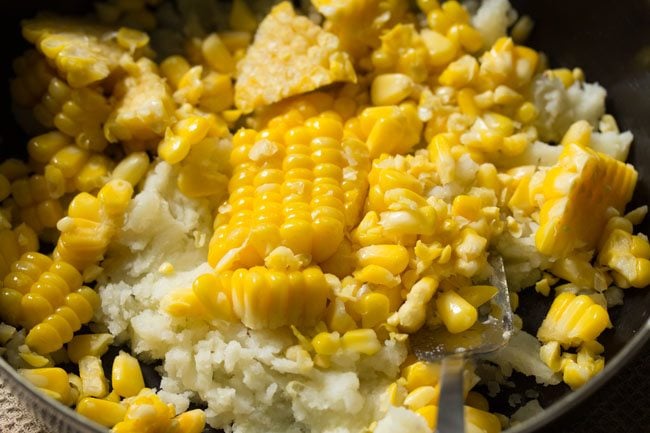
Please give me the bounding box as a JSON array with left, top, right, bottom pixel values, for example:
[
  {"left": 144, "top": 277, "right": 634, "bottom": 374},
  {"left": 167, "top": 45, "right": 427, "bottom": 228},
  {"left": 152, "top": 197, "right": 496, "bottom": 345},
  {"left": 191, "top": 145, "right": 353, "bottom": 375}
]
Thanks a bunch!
[{"left": 0, "top": 1, "right": 649, "bottom": 432}]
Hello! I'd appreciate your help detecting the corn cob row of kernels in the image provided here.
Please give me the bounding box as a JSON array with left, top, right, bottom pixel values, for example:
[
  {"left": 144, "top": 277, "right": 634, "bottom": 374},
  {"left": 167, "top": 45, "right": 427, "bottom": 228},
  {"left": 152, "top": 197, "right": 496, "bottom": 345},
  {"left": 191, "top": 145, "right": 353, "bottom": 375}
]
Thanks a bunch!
[
  {"left": 166, "top": 265, "right": 332, "bottom": 330},
  {"left": 0, "top": 224, "right": 39, "bottom": 280},
  {"left": 8, "top": 174, "right": 65, "bottom": 233},
  {"left": 10, "top": 49, "right": 55, "bottom": 108},
  {"left": 32, "top": 77, "right": 112, "bottom": 152},
  {"left": 54, "top": 179, "right": 133, "bottom": 271}
]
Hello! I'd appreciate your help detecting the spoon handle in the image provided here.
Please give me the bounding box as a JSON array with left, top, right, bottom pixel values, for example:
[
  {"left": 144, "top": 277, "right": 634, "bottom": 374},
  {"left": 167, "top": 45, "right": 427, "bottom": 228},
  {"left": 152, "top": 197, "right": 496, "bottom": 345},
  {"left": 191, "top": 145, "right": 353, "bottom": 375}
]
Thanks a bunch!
[{"left": 437, "top": 355, "right": 465, "bottom": 433}]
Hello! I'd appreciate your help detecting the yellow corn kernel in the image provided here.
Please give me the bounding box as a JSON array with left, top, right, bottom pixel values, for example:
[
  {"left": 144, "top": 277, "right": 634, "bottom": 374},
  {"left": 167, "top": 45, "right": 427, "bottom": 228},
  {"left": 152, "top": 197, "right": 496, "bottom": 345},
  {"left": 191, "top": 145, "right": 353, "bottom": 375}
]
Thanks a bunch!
[
  {"left": 104, "top": 390, "right": 121, "bottom": 403},
  {"left": 465, "top": 391, "right": 489, "bottom": 412},
  {"left": 312, "top": 332, "right": 341, "bottom": 356},
  {"left": 370, "top": 73, "right": 414, "bottom": 106},
  {"left": 421, "top": 29, "right": 457, "bottom": 67},
  {"left": 560, "top": 120, "right": 592, "bottom": 147},
  {"left": 511, "top": 15, "right": 534, "bottom": 44},
  {"left": 456, "top": 24, "right": 484, "bottom": 53},
  {"left": 200, "top": 73, "right": 234, "bottom": 112},
  {"left": 159, "top": 117, "right": 211, "bottom": 165},
  {"left": 111, "top": 152, "right": 149, "bottom": 186},
  {"left": 76, "top": 397, "right": 126, "bottom": 427},
  {"left": 456, "top": 285, "right": 498, "bottom": 308},
  {"left": 465, "top": 405, "right": 501, "bottom": 433},
  {"left": 439, "top": 55, "right": 478, "bottom": 88},
  {"left": 164, "top": 288, "right": 207, "bottom": 318},
  {"left": 353, "top": 264, "right": 401, "bottom": 287},
  {"left": 27, "top": 131, "right": 70, "bottom": 164},
  {"left": 386, "top": 381, "right": 407, "bottom": 406},
  {"left": 355, "top": 292, "right": 390, "bottom": 328},
  {"left": 116, "top": 27, "right": 149, "bottom": 52},
  {"left": 403, "top": 361, "right": 440, "bottom": 391},
  {"left": 229, "top": 0, "right": 257, "bottom": 32},
  {"left": 359, "top": 105, "right": 423, "bottom": 158},
  {"left": 174, "top": 409, "right": 206, "bottom": 433},
  {"left": 191, "top": 273, "right": 236, "bottom": 322},
  {"left": 325, "top": 298, "right": 358, "bottom": 334},
  {"left": 0, "top": 159, "right": 29, "bottom": 180},
  {"left": 341, "top": 329, "right": 381, "bottom": 355},
  {"left": 355, "top": 245, "right": 410, "bottom": 275},
  {"left": 50, "top": 145, "right": 90, "bottom": 178},
  {"left": 397, "top": 276, "right": 439, "bottom": 333},
  {"left": 537, "top": 292, "right": 611, "bottom": 347},
  {"left": 25, "top": 322, "right": 61, "bottom": 354},
  {"left": 550, "top": 68, "right": 575, "bottom": 88},
  {"left": 112, "top": 351, "right": 145, "bottom": 398},
  {"left": 436, "top": 290, "right": 478, "bottom": 334},
  {"left": 67, "top": 333, "right": 114, "bottom": 364},
  {"left": 416, "top": 405, "right": 438, "bottom": 430},
  {"left": 404, "top": 385, "right": 437, "bottom": 410},
  {"left": 19, "top": 367, "right": 72, "bottom": 405},
  {"left": 160, "top": 55, "right": 191, "bottom": 89},
  {"left": 79, "top": 355, "right": 108, "bottom": 398},
  {"left": 539, "top": 341, "right": 562, "bottom": 372},
  {"left": 74, "top": 154, "right": 112, "bottom": 192},
  {"left": 97, "top": 179, "right": 133, "bottom": 218},
  {"left": 202, "top": 33, "right": 236, "bottom": 74},
  {"left": 451, "top": 195, "right": 482, "bottom": 220},
  {"left": 516, "top": 101, "right": 538, "bottom": 123}
]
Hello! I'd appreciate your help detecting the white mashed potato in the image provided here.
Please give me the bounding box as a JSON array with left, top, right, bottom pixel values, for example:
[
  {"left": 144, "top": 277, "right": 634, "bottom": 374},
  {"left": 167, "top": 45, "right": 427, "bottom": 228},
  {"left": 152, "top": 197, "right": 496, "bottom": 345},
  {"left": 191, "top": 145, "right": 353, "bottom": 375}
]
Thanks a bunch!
[{"left": 98, "top": 162, "right": 407, "bottom": 433}]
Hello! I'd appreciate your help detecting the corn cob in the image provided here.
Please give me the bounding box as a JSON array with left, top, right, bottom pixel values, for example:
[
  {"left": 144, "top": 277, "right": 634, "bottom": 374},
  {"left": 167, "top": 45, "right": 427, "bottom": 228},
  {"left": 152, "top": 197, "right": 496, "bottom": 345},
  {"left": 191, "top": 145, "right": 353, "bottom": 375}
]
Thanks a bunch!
[
  {"left": 234, "top": 2, "right": 357, "bottom": 113},
  {"left": 32, "top": 78, "right": 112, "bottom": 152},
  {"left": 536, "top": 144, "right": 637, "bottom": 258},
  {"left": 208, "top": 109, "right": 369, "bottom": 270},
  {"left": 537, "top": 292, "right": 611, "bottom": 348}
]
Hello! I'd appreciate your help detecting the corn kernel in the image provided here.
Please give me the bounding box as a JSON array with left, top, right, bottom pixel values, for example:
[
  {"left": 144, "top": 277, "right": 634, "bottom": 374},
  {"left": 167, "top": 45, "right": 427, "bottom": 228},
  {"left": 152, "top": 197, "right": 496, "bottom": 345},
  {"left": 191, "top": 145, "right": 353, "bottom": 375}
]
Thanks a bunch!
[
  {"left": 436, "top": 290, "right": 478, "bottom": 334},
  {"left": 112, "top": 351, "right": 145, "bottom": 398},
  {"left": 79, "top": 355, "right": 108, "bottom": 398},
  {"left": 371, "top": 73, "right": 414, "bottom": 106},
  {"left": 76, "top": 397, "right": 126, "bottom": 427},
  {"left": 174, "top": 409, "right": 206, "bottom": 433},
  {"left": 341, "top": 329, "right": 381, "bottom": 355},
  {"left": 404, "top": 385, "right": 437, "bottom": 410},
  {"left": 312, "top": 332, "right": 341, "bottom": 356}
]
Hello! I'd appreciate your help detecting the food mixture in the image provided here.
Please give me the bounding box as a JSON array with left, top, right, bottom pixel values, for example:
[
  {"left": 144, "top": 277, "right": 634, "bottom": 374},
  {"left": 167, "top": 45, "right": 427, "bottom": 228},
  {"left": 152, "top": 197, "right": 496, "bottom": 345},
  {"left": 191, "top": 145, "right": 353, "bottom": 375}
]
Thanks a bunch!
[{"left": 0, "top": 0, "right": 647, "bottom": 432}]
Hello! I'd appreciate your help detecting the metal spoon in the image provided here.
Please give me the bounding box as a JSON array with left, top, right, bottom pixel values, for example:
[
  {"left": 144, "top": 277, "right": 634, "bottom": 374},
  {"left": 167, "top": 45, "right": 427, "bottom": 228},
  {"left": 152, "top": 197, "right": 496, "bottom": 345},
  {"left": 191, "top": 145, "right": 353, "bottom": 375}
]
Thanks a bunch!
[{"left": 410, "top": 253, "right": 513, "bottom": 433}]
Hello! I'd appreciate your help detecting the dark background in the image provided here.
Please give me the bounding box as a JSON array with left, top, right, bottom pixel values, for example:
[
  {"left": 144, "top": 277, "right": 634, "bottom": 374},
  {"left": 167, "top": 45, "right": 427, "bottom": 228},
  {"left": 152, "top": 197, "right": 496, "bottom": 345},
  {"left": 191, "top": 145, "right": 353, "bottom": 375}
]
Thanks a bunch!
[{"left": 0, "top": 1, "right": 649, "bottom": 432}]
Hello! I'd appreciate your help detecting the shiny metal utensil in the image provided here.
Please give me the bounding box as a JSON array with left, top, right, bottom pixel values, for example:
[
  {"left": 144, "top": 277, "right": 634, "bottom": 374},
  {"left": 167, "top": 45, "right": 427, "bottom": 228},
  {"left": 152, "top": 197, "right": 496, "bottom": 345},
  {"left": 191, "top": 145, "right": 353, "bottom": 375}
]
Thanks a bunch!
[{"left": 410, "top": 253, "right": 513, "bottom": 433}]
